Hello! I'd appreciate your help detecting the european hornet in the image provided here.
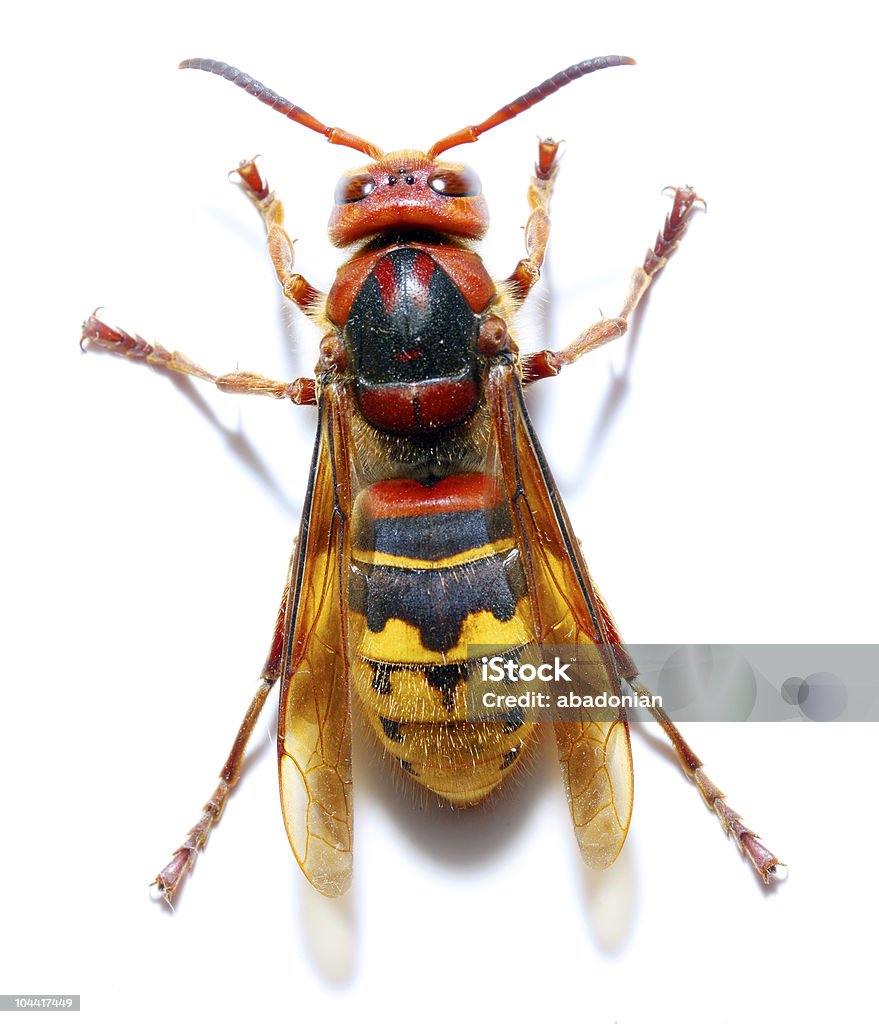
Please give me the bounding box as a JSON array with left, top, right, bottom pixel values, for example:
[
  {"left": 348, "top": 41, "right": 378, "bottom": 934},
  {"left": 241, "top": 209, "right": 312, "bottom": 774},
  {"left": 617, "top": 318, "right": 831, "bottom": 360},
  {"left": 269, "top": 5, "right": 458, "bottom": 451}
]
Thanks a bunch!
[{"left": 82, "top": 55, "right": 784, "bottom": 903}]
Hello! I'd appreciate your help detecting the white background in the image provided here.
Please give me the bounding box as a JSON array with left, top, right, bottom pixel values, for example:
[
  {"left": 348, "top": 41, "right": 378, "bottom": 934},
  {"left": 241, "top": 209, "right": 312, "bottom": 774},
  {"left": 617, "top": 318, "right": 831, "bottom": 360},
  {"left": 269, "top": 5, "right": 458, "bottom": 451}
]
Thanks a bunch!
[{"left": 1, "top": 2, "right": 876, "bottom": 1022}]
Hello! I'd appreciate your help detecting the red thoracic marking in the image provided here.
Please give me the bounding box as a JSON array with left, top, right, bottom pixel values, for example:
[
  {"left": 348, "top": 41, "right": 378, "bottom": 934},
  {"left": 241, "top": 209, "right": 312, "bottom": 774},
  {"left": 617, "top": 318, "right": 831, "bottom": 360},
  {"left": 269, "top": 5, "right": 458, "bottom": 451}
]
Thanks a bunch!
[
  {"left": 395, "top": 348, "right": 423, "bottom": 363},
  {"left": 409, "top": 251, "right": 435, "bottom": 303},
  {"left": 373, "top": 256, "right": 398, "bottom": 314},
  {"left": 327, "top": 242, "right": 496, "bottom": 326},
  {"left": 372, "top": 250, "right": 435, "bottom": 314}
]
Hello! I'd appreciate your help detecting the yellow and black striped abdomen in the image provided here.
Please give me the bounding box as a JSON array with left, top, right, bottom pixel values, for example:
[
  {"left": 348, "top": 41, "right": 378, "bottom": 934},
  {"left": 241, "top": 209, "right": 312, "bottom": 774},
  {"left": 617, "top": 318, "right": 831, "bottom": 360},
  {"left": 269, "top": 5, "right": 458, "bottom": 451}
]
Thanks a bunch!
[{"left": 349, "top": 474, "right": 539, "bottom": 804}]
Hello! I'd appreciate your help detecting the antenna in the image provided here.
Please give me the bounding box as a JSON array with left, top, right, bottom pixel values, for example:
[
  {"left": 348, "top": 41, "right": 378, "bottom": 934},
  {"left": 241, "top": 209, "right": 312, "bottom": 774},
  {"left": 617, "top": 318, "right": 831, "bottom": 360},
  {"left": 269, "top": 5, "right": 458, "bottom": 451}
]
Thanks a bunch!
[
  {"left": 179, "top": 58, "right": 385, "bottom": 160},
  {"left": 427, "top": 55, "right": 635, "bottom": 158}
]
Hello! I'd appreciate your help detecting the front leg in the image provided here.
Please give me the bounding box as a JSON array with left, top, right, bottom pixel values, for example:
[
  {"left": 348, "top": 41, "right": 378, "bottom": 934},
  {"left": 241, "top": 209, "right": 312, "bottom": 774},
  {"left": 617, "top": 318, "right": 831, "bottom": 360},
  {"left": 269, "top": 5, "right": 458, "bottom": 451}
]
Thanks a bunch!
[
  {"left": 505, "top": 139, "right": 563, "bottom": 306},
  {"left": 522, "top": 186, "right": 704, "bottom": 384},
  {"left": 232, "top": 159, "right": 328, "bottom": 326}
]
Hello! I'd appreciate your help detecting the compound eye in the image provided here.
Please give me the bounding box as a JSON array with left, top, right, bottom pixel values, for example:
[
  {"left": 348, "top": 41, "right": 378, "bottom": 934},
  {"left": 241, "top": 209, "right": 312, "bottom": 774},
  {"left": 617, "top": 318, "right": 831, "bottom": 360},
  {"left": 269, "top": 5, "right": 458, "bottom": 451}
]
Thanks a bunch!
[
  {"left": 335, "top": 172, "right": 376, "bottom": 204},
  {"left": 428, "top": 166, "right": 482, "bottom": 198}
]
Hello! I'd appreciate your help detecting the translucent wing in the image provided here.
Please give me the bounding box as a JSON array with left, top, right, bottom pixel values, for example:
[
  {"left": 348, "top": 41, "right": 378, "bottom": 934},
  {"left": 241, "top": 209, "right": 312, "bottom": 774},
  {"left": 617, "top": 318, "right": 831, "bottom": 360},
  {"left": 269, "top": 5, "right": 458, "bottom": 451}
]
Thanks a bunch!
[
  {"left": 488, "top": 361, "right": 634, "bottom": 869},
  {"left": 277, "top": 381, "right": 355, "bottom": 896}
]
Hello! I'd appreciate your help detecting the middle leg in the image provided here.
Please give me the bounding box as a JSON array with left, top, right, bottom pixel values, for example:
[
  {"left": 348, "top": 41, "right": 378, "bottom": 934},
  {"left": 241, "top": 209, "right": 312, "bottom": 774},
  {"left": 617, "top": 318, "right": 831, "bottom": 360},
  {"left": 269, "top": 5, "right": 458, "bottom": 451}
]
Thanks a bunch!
[{"left": 81, "top": 312, "right": 317, "bottom": 405}]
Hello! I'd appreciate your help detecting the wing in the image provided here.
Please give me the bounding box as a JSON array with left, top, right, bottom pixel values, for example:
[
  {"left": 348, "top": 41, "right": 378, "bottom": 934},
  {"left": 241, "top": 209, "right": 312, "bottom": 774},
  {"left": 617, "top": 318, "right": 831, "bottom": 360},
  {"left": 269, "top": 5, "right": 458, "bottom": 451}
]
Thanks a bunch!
[
  {"left": 277, "top": 380, "right": 355, "bottom": 897},
  {"left": 488, "top": 360, "right": 634, "bottom": 869}
]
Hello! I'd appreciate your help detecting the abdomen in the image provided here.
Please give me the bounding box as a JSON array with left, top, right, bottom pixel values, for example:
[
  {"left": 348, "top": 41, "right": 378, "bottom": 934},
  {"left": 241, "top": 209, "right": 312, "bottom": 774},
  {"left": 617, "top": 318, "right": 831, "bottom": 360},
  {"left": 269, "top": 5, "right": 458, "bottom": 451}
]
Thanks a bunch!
[{"left": 349, "top": 472, "right": 539, "bottom": 804}]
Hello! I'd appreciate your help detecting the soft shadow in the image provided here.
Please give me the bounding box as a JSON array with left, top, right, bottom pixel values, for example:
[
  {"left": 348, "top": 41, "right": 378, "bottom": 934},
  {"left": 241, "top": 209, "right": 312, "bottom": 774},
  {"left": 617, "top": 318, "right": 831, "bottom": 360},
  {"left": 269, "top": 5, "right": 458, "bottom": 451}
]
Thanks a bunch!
[
  {"left": 522, "top": 242, "right": 558, "bottom": 429},
  {"left": 580, "top": 841, "right": 638, "bottom": 954},
  {"left": 88, "top": 343, "right": 304, "bottom": 519},
  {"left": 354, "top": 717, "right": 557, "bottom": 873},
  {"left": 524, "top": 252, "right": 651, "bottom": 492},
  {"left": 574, "top": 295, "right": 651, "bottom": 490},
  {"left": 627, "top": 715, "right": 682, "bottom": 772},
  {"left": 301, "top": 884, "right": 358, "bottom": 986}
]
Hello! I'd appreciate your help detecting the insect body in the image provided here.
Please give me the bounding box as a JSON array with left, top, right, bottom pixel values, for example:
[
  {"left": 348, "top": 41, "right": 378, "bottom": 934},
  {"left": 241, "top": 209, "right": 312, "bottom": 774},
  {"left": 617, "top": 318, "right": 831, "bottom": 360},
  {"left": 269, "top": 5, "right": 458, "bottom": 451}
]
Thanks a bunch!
[{"left": 83, "top": 56, "right": 784, "bottom": 903}]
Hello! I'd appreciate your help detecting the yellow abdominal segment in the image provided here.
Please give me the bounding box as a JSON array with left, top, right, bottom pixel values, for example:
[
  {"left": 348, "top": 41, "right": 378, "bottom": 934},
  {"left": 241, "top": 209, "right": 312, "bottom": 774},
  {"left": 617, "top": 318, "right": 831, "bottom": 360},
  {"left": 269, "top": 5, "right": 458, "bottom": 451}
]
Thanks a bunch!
[
  {"left": 351, "top": 601, "right": 533, "bottom": 663},
  {"left": 352, "top": 653, "right": 541, "bottom": 805}
]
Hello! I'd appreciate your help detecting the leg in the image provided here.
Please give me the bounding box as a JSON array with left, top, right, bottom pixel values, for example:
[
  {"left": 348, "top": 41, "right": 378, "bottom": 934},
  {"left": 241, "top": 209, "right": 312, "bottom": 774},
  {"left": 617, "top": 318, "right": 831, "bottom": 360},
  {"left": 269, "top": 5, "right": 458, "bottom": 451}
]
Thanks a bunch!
[
  {"left": 152, "top": 677, "right": 276, "bottom": 906},
  {"left": 81, "top": 311, "right": 317, "bottom": 406},
  {"left": 232, "top": 159, "right": 327, "bottom": 324},
  {"left": 505, "top": 139, "right": 563, "bottom": 305},
  {"left": 153, "top": 580, "right": 292, "bottom": 906},
  {"left": 522, "top": 186, "right": 704, "bottom": 385},
  {"left": 625, "top": 677, "right": 785, "bottom": 884}
]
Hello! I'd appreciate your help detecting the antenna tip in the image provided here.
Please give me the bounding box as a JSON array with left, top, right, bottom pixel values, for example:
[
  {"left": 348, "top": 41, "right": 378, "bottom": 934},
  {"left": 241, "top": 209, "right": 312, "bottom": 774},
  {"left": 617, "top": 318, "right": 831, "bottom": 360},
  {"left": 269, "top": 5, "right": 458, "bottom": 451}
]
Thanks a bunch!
[{"left": 622, "top": 56, "right": 637, "bottom": 66}]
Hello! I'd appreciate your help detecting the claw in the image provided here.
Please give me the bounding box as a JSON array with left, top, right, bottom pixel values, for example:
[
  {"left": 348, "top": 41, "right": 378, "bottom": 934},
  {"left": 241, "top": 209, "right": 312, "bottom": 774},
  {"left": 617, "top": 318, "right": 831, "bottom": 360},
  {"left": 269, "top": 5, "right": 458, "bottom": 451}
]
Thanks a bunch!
[
  {"left": 231, "top": 156, "right": 270, "bottom": 200},
  {"left": 741, "top": 831, "right": 787, "bottom": 884},
  {"left": 151, "top": 846, "right": 197, "bottom": 907},
  {"left": 79, "top": 311, "right": 166, "bottom": 362},
  {"left": 662, "top": 184, "right": 708, "bottom": 215}
]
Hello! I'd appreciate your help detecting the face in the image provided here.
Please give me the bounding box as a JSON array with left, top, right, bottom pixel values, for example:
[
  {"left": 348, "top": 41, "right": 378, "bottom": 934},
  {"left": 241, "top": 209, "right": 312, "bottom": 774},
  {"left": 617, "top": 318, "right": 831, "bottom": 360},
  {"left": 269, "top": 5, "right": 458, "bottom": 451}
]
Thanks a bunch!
[{"left": 328, "top": 151, "right": 489, "bottom": 246}]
